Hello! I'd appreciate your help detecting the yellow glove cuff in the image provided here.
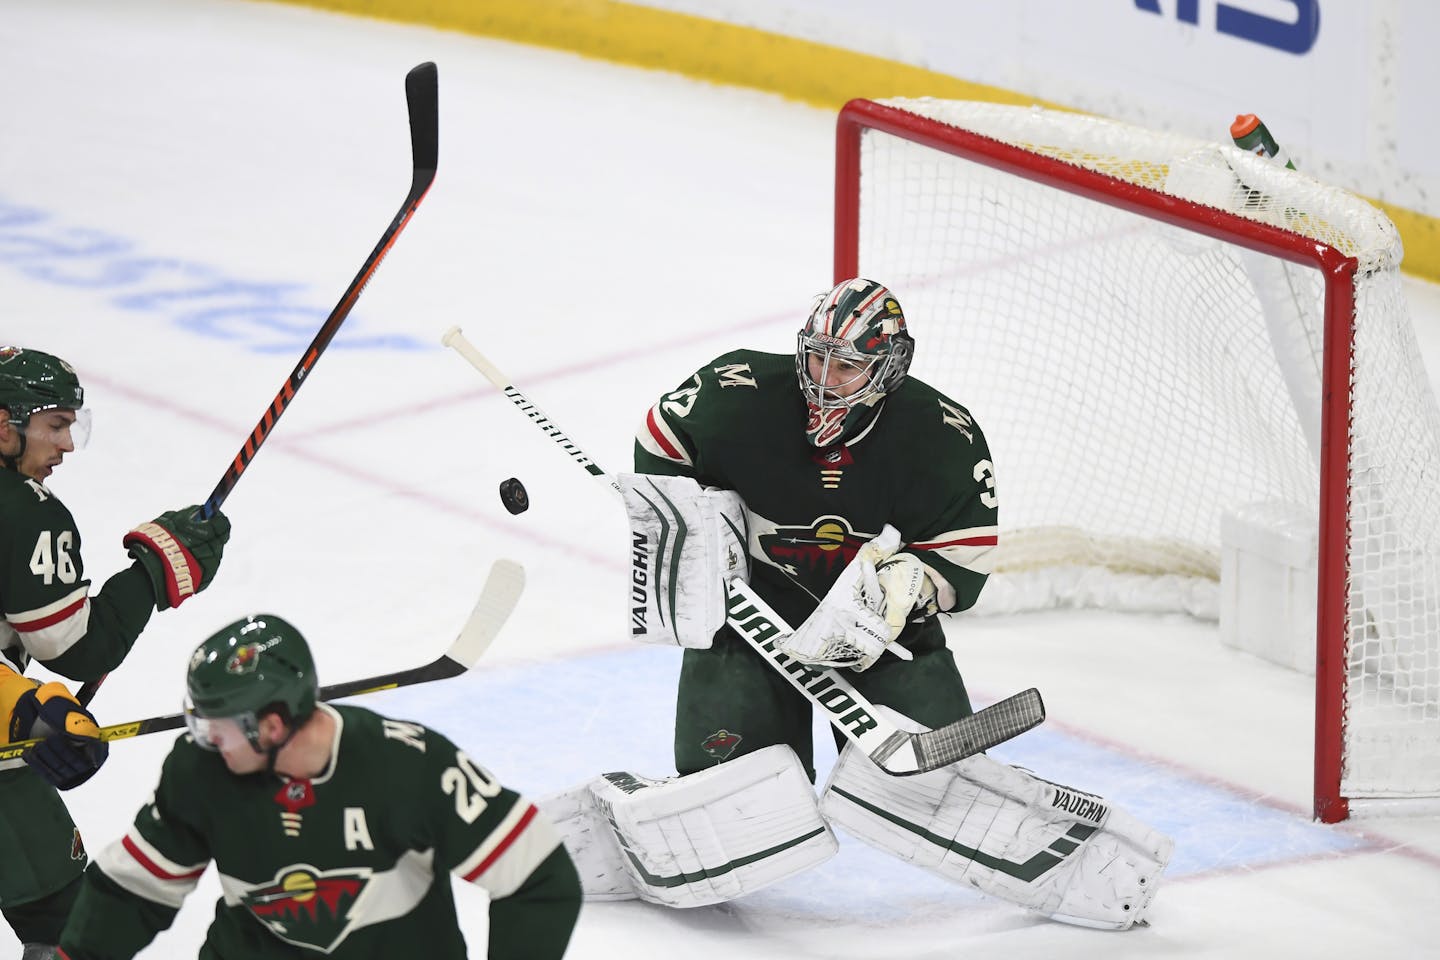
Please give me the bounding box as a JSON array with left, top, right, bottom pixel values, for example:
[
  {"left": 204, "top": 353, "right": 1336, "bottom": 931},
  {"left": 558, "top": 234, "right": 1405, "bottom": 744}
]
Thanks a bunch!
[
  {"left": 31, "top": 681, "right": 98, "bottom": 738},
  {"left": 0, "top": 664, "right": 41, "bottom": 743}
]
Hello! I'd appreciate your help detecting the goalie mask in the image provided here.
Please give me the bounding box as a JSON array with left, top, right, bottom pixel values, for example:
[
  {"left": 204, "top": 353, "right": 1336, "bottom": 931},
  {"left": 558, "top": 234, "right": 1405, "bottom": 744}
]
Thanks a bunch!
[
  {"left": 185, "top": 614, "right": 319, "bottom": 754},
  {"left": 795, "top": 279, "right": 914, "bottom": 447}
]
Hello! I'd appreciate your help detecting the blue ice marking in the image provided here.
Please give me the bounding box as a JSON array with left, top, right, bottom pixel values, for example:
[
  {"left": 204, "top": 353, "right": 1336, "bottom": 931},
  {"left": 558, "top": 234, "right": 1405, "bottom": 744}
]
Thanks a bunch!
[
  {"left": 351, "top": 644, "right": 1369, "bottom": 879},
  {"left": 0, "top": 196, "right": 428, "bottom": 354}
]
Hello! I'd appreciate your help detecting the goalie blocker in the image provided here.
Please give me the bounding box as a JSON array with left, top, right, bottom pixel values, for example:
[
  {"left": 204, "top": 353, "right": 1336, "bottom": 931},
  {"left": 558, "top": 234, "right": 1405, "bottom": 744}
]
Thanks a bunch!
[{"left": 619, "top": 473, "right": 749, "bottom": 648}]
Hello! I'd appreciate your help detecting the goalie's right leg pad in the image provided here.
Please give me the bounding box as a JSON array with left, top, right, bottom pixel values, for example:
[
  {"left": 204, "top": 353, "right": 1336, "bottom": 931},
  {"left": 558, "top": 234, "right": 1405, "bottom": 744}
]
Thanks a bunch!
[
  {"left": 820, "top": 731, "right": 1174, "bottom": 930},
  {"left": 538, "top": 744, "right": 837, "bottom": 908}
]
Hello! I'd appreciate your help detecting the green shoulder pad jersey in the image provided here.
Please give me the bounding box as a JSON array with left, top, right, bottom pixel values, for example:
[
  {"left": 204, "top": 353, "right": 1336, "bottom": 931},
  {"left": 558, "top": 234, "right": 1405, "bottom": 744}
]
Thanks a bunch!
[
  {"left": 59, "top": 704, "right": 581, "bottom": 959},
  {"left": 635, "top": 349, "right": 998, "bottom": 634},
  {"left": 0, "top": 468, "right": 157, "bottom": 684}
]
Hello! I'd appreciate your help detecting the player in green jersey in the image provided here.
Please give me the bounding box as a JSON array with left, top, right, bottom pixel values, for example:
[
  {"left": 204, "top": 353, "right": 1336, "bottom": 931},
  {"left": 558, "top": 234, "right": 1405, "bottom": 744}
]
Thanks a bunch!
[
  {"left": 544, "top": 280, "right": 1171, "bottom": 928},
  {"left": 636, "top": 278, "right": 997, "bottom": 777},
  {"left": 0, "top": 346, "right": 230, "bottom": 956},
  {"left": 57, "top": 613, "right": 581, "bottom": 959}
]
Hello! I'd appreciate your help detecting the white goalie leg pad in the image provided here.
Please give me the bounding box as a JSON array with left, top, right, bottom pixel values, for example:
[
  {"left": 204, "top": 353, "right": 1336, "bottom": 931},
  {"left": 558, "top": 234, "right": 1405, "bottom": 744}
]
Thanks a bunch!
[
  {"left": 538, "top": 745, "right": 836, "bottom": 907},
  {"left": 820, "top": 709, "right": 1174, "bottom": 930},
  {"left": 535, "top": 778, "right": 639, "bottom": 901},
  {"left": 618, "top": 472, "right": 751, "bottom": 648}
]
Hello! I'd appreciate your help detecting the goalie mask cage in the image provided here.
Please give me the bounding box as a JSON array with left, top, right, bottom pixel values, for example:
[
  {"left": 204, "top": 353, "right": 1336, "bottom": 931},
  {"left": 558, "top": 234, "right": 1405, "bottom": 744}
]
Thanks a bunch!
[{"left": 835, "top": 98, "right": 1440, "bottom": 823}]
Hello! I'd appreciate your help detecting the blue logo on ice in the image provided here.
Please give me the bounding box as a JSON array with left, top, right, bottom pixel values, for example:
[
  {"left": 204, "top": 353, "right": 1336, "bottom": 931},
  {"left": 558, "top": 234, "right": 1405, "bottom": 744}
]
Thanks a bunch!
[{"left": 0, "top": 197, "right": 427, "bottom": 354}]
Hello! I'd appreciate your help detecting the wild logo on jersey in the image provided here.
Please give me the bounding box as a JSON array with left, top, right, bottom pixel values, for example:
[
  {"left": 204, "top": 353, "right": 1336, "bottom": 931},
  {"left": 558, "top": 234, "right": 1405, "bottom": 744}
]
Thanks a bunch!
[
  {"left": 759, "top": 516, "right": 875, "bottom": 598},
  {"left": 240, "top": 863, "right": 373, "bottom": 953},
  {"left": 701, "top": 729, "right": 742, "bottom": 760}
]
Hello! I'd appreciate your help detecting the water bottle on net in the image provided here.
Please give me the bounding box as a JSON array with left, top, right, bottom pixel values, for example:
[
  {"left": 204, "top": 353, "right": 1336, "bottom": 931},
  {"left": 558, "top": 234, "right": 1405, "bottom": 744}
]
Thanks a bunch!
[{"left": 1231, "top": 114, "right": 1297, "bottom": 170}]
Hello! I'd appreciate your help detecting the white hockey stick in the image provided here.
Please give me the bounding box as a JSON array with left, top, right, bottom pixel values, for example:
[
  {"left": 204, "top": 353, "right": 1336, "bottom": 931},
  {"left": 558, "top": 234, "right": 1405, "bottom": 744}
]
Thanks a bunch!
[
  {"left": 441, "top": 325, "right": 620, "bottom": 495},
  {"left": 441, "top": 327, "right": 1045, "bottom": 774},
  {"left": 724, "top": 578, "right": 1044, "bottom": 774},
  {"left": 0, "top": 559, "right": 525, "bottom": 762}
]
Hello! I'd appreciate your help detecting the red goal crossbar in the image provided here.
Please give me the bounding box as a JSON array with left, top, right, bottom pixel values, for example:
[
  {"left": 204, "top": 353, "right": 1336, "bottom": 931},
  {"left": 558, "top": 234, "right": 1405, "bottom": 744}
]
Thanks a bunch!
[{"left": 834, "top": 98, "right": 1358, "bottom": 822}]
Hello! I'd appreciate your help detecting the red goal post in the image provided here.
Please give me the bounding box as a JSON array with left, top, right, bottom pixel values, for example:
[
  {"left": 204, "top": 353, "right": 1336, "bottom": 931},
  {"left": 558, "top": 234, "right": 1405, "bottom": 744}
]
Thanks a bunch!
[{"left": 835, "top": 97, "right": 1440, "bottom": 823}]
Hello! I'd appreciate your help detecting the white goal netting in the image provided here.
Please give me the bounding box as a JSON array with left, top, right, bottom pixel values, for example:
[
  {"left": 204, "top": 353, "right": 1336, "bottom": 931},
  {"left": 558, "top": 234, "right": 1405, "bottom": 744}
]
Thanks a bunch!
[{"left": 844, "top": 98, "right": 1440, "bottom": 813}]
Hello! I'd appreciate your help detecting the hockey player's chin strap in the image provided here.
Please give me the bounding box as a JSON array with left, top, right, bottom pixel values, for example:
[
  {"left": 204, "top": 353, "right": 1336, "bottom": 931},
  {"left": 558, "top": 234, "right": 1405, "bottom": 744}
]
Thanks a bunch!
[
  {"left": 258, "top": 710, "right": 303, "bottom": 775},
  {"left": 263, "top": 739, "right": 289, "bottom": 775}
]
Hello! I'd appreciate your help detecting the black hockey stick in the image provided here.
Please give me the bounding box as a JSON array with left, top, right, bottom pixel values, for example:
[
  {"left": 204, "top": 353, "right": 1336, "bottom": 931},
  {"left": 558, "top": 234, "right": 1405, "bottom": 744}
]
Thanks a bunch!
[
  {"left": 199, "top": 60, "right": 439, "bottom": 521},
  {"left": 77, "top": 62, "right": 439, "bottom": 708},
  {"left": 440, "top": 327, "right": 1046, "bottom": 774},
  {"left": 2, "top": 559, "right": 523, "bottom": 763}
]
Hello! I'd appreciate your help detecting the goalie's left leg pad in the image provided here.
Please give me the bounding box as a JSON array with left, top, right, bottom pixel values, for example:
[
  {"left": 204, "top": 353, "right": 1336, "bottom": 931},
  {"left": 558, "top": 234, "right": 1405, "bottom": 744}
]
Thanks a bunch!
[
  {"left": 820, "top": 728, "right": 1173, "bottom": 930},
  {"left": 536, "top": 779, "right": 638, "bottom": 901},
  {"left": 539, "top": 745, "right": 837, "bottom": 907}
]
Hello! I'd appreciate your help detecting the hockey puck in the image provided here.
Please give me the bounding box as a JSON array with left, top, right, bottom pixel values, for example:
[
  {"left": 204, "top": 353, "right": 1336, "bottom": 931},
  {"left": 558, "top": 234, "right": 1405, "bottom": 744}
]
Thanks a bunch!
[{"left": 498, "top": 477, "right": 530, "bottom": 515}]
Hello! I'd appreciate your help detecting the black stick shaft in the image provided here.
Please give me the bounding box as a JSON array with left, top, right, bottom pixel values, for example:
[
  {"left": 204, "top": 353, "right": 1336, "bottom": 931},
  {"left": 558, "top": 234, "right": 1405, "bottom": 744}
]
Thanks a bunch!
[
  {"left": 77, "top": 63, "right": 439, "bottom": 710},
  {"left": 198, "top": 61, "right": 439, "bottom": 520}
]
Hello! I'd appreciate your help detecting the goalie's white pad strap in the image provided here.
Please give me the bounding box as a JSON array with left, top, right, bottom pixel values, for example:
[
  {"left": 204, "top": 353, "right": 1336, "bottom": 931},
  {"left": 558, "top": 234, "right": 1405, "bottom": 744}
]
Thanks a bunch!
[
  {"left": 820, "top": 708, "right": 1173, "bottom": 930},
  {"left": 619, "top": 473, "right": 750, "bottom": 649},
  {"left": 537, "top": 745, "right": 836, "bottom": 907}
]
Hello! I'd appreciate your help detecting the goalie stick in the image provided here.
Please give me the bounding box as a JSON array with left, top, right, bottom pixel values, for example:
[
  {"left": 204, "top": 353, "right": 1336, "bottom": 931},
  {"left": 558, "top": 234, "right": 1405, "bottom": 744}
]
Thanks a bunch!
[
  {"left": 440, "top": 327, "right": 1045, "bottom": 774},
  {"left": 79, "top": 61, "right": 439, "bottom": 708},
  {"left": 724, "top": 577, "right": 1044, "bottom": 774},
  {"left": 2, "top": 559, "right": 524, "bottom": 763}
]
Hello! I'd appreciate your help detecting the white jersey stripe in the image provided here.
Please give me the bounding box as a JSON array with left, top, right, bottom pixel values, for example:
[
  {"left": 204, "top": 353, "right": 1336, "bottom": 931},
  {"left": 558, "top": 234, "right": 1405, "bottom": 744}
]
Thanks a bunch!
[
  {"left": 455, "top": 801, "right": 563, "bottom": 899},
  {"left": 637, "top": 404, "right": 694, "bottom": 467},
  {"left": 7, "top": 585, "right": 90, "bottom": 661},
  {"left": 913, "top": 525, "right": 1000, "bottom": 575},
  {"left": 97, "top": 829, "right": 208, "bottom": 908}
]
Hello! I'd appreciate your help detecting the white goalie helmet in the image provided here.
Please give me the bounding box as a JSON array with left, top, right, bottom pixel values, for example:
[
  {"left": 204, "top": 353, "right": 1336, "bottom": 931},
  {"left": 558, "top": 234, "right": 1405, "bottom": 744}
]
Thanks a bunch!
[{"left": 795, "top": 278, "right": 914, "bottom": 447}]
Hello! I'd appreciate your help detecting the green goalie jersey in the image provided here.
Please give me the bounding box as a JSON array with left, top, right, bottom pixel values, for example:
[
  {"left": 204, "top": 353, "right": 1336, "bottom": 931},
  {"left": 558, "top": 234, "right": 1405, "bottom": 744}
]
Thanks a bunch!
[
  {"left": 635, "top": 349, "right": 999, "bottom": 636},
  {"left": 60, "top": 704, "right": 580, "bottom": 959}
]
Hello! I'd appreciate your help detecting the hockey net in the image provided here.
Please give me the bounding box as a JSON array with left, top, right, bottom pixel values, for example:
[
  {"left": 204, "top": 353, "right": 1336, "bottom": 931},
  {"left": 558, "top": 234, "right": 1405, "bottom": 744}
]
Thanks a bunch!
[{"left": 836, "top": 98, "right": 1440, "bottom": 822}]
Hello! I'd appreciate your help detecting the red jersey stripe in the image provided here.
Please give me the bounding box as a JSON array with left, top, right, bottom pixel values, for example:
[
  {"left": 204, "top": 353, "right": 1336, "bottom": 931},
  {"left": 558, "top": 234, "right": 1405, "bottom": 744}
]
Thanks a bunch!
[
  {"left": 463, "top": 804, "right": 539, "bottom": 883},
  {"left": 645, "top": 407, "right": 685, "bottom": 461},
  {"left": 913, "top": 535, "right": 999, "bottom": 549},
  {"left": 121, "top": 836, "right": 206, "bottom": 882},
  {"left": 11, "top": 595, "right": 86, "bottom": 633}
]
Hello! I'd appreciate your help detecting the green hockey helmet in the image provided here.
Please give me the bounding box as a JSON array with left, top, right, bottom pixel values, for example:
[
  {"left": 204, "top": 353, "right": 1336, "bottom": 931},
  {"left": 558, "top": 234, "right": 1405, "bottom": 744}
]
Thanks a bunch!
[
  {"left": 185, "top": 614, "right": 320, "bottom": 752},
  {"left": 795, "top": 279, "right": 914, "bottom": 447},
  {"left": 0, "top": 346, "right": 85, "bottom": 426}
]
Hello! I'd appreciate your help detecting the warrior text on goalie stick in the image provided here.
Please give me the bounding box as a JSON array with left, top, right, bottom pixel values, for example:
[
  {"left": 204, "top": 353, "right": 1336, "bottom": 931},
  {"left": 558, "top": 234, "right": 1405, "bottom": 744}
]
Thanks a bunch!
[{"left": 441, "top": 324, "right": 1043, "bottom": 774}]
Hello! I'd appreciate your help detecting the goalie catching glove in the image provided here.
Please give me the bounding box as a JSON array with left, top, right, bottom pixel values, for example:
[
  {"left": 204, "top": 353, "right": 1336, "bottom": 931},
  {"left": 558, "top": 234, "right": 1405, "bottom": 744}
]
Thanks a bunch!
[
  {"left": 124, "top": 505, "right": 231, "bottom": 610},
  {"left": 779, "top": 524, "right": 938, "bottom": 671},
  {"left": 1, "top": 666, "right": 108, "bottom": 790}
]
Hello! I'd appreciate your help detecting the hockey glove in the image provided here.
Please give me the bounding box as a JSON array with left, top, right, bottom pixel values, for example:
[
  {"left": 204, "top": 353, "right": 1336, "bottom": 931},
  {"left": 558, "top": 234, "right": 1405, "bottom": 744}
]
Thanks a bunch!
[
  {"left": 779, "top": 525, "right": 900, "bottom": 671},
  {"left": 7, "top": 679, "right": 108, "bottom": 791},
  {"left": 874, "top": 553, "right": 940, "bottom": 632},
  {"left": 124, "top": 506, "right": 231, "bottom": 610}
]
